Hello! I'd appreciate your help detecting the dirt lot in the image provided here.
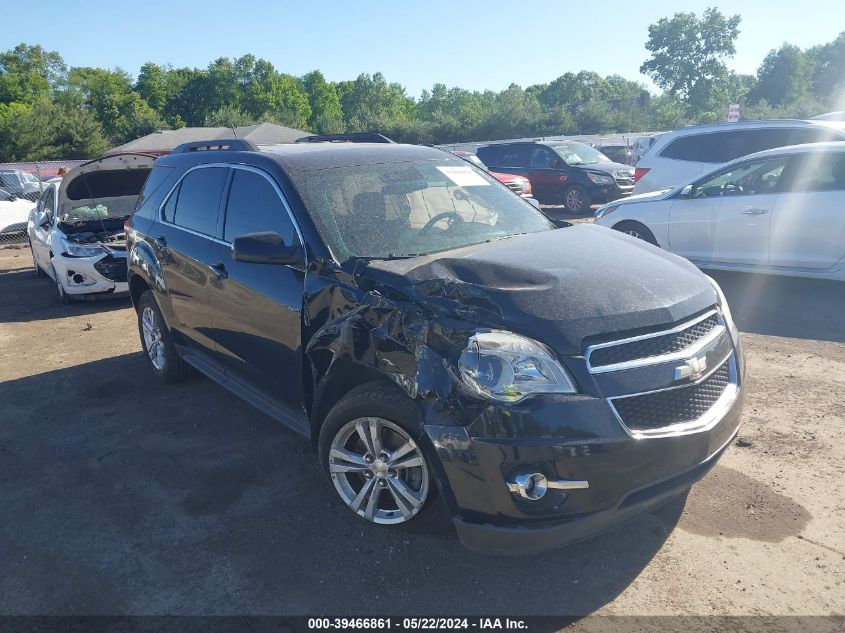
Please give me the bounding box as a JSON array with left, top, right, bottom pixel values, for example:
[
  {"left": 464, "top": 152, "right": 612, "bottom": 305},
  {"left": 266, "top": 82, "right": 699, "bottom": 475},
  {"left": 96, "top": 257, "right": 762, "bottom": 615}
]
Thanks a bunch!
[{"left": 0, "top": 243, "right": 843, "bottom": 617}]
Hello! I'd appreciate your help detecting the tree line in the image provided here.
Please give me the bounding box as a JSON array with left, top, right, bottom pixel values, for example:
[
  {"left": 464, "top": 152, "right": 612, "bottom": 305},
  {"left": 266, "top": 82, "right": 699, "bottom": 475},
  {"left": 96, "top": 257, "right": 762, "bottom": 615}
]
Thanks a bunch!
[{"left": 0, "top": 7, "right": 842, "bottom": 162}]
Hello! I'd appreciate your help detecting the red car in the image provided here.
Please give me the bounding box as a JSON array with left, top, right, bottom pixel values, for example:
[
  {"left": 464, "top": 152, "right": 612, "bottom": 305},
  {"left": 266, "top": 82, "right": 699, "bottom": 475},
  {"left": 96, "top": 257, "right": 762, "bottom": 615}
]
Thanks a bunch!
[{"left": 449, "top": 150, "right": 534, "bottom": 198}]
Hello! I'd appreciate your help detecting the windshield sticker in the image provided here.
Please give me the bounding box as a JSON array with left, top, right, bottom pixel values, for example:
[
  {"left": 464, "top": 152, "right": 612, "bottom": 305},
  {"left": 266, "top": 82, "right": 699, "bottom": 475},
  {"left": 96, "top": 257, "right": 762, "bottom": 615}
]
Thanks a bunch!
[{"left": 436, "top": 166, "right": 490, "bottom": 187}]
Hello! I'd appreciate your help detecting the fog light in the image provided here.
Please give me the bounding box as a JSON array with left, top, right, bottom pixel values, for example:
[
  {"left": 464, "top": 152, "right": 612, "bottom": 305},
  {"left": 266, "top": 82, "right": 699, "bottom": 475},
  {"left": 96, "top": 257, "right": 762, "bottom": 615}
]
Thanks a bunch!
[{"left": 508, "top": 473, "right": 549, "bottom": 500}]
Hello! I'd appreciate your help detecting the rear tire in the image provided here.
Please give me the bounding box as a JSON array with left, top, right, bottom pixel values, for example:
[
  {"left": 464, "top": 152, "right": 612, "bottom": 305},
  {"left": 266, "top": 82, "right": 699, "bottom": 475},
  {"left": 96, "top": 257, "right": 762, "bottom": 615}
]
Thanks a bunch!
[
  {"left": 137, "top": 290, "right": 193, "bottom": 384},
  {"left": 563, "top": 185, "right": 592, "bottom": 213},
  {"left": 319, "top": 382, "right": 451, "bottom": 533},
  {"left": 613, "top": 221, "right": 658, "bottom": 246}
]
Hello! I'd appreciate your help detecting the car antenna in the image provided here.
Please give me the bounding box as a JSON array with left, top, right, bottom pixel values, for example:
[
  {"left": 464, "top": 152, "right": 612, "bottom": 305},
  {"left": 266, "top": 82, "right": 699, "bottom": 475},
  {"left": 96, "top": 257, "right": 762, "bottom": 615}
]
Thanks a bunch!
[{"left": 231, "top": 125, "right": 239, "bottom": 139}]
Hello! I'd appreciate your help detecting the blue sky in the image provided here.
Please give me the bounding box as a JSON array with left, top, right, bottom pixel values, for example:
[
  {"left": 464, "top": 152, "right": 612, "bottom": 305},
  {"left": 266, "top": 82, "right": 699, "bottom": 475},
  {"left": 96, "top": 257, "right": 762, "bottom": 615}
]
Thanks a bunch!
[{"left": 3, "top": 0, "right": 844, "bottom": 98}]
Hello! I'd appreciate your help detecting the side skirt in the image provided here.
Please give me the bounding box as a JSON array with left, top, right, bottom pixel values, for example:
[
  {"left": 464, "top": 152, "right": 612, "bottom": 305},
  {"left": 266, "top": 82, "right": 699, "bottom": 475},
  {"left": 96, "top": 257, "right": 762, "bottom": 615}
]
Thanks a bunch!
[{"left": 175, "top": 343, "right": 310, "bottom": 439}]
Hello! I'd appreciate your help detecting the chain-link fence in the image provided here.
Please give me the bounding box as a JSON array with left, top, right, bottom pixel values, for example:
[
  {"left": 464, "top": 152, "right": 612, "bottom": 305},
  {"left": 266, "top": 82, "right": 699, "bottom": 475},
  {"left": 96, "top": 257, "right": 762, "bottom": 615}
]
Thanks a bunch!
[{"left": 0, "top": 160, "right": 87, "bottom": 247}]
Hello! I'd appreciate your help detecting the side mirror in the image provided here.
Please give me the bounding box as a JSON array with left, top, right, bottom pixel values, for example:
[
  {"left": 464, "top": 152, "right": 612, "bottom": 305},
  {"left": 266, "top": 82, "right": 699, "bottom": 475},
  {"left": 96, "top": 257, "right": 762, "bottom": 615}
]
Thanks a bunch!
[
  {"left": 32, "top": 210, "right": 49, "bottom": 227},
  {"left": 527, "top": 197, "right": 542, "bottom": 210},
  {"left": 545, "top": 216, "right": 572, "bottom": 229},
  {"left": 680, "top": 184, "right": 694, "bottom": 198},
  {"left": 231, "top": 231, "right": 303, "bottom": 265}
]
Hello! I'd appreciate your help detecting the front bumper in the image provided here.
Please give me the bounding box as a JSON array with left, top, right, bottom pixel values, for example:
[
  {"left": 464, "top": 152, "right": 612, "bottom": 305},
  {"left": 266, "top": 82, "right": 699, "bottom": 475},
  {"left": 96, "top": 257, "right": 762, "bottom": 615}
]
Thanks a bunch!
[
  {"left": 593, "top": 184, "right": 634, "bottom": 204},
  {"left": 51, "top": 251, "right": 128, "bottom": 296},
  {"left": 425, "top": 346, "right": 744, "bottom": 555}
]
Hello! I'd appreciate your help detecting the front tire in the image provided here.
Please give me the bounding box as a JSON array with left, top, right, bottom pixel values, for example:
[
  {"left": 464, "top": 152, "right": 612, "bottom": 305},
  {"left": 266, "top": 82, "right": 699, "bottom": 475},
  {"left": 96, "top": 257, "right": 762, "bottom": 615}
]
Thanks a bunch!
[
  {"left": 613, "top": 220, "right": 658, "bottom": 246},
  {"left": 137, "top": 290, "right": 193, "bottom": 383},
  {"left": 55, "top": 276, "right": 74, "bottom": 304},
  {"left": 319, "top": 382, "right": 449, "bottom": 532},
  {"left": 563, "top": 185, "right": 592, "bottom": 213}
]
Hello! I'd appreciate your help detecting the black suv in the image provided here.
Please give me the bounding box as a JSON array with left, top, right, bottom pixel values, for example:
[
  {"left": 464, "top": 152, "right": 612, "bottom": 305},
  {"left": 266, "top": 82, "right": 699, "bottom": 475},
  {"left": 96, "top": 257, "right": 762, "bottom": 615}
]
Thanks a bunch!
[
  {"left": 126, "top": 138, "right": 744, "bottom": 554},
  {"left": 477, "top": 141, "right": 635, "bottom": 212}
]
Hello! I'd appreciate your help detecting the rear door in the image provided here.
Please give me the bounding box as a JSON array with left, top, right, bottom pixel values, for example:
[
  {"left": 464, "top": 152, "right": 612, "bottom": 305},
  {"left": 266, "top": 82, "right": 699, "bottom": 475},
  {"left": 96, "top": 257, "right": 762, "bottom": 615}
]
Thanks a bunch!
[
  {"left": 204, "top": 166, "right": 306, "bottom": 410},
  {"left": 769, "top": 152, "right": 845, "bottom": 269},
  {"left": 668, "top": 155, "right": 791, "bottom": 265},
  {"left": 155, "top": 165, "right": 229, "bottom": 350}
]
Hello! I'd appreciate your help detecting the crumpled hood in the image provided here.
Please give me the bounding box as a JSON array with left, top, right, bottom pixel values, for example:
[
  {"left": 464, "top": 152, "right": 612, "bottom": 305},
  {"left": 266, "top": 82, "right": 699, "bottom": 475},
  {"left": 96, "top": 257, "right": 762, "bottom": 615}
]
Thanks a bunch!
[{"left": 364, "top": 224, "right": 716, "bottom": 354}]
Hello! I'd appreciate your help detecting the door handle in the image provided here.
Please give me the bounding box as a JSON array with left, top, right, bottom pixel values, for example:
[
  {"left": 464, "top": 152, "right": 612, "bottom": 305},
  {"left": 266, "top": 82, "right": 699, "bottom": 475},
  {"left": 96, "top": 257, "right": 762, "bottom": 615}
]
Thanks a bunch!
[
  {"left": 208, "top": 262, "right": 228, "bottom": 281},
  {"left": 740, "top": 209, "right": 769, "bottom": 215}
]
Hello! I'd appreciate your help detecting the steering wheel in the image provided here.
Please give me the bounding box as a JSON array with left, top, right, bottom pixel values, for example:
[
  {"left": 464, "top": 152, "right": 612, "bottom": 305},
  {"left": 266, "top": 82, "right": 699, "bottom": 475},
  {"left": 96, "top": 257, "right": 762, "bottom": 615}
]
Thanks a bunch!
[{"left": 419, "top": 212, "right": 465, "bottom": 234}]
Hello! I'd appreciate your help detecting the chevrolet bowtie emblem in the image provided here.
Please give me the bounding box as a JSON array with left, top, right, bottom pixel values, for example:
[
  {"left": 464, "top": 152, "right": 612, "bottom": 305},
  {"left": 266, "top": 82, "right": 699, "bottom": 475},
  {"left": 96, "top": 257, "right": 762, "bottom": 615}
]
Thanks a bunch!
[{"left": 675, "top": 355, "right": 708, "bottom": 381}]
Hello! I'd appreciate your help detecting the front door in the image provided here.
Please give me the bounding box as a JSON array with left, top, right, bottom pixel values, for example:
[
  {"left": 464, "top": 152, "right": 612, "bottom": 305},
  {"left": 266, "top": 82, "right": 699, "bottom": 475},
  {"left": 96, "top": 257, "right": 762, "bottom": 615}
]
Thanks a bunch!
[
  {"left": 204, "top": 167, "right": 306, "bottom": 410},
  {"left": 669, "top": 156, "right": 790, "bottom": 265}
]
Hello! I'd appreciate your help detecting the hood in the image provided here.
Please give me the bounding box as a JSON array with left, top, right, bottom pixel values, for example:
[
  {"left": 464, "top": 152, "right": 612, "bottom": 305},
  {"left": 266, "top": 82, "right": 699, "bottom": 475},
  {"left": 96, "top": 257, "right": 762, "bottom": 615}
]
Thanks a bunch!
[
  {"left": 582, "top": 160, "right": 633, "bottom": 176},
  {"left": 490, "top": 171, "right": 528, "bottom": 184},
  {"left": 364, "top": 224, "right": 715, "bottom": 354},
  {"left": 614, "top": 187, "right": 675, "bottom": 205},
  {"left": 58, "top": 153, "right": 156, "bottom": 220}
]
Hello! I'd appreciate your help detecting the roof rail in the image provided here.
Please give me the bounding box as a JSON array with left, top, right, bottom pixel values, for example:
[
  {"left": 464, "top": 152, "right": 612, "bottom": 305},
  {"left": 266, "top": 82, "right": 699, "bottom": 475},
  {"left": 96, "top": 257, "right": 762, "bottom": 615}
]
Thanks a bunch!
[
  {"left": 295, "top": 132, "right": 395, "bottom": 144},
  {"left": 171, "top": 138, "right": 259, "bottom": 154}
]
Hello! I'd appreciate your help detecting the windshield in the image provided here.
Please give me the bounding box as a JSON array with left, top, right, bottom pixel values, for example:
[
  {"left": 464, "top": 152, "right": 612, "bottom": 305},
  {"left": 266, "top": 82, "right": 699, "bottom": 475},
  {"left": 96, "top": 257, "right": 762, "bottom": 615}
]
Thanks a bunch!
[
  {"left": 295, "top": 160, "right": 552, "bottom": 261},
  {"left": 551, "top": 142, "right": 611, "bottom": 166}
]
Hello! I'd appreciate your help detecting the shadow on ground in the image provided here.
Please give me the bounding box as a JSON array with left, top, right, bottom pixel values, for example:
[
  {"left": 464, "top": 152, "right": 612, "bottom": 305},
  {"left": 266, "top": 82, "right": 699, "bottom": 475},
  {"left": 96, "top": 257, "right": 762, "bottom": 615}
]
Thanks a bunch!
[
  {"left": 707, "top": 270, "right": 845, "bottom": 343},
  {"left": 0, "top": 353, "right": 683, "bottom": 616},
  {"left": 0, "top": 263, "right": 130, "bottom": 323}
]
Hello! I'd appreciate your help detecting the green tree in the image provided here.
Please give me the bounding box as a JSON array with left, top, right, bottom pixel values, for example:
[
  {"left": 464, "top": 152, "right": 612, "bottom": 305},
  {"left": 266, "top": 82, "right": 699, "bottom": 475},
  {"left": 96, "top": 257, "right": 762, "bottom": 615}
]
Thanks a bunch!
[
  {"left": 0, "top": 44, "right": 65, "bottom": 105},
  {"left": 751, "top": 44, "right": 811, "bottom": 105},
  {"left": 302, "top": 70, "right": 343, "bottom": 134},
  {"left": 65, "top": 67, "right": 162, "bottom": 144},
  {"left": 641, "top": 7, "right": 741, "bottom": 114},
  {"left": 339, "top": 73, "right": 414, "bottom": 133}
]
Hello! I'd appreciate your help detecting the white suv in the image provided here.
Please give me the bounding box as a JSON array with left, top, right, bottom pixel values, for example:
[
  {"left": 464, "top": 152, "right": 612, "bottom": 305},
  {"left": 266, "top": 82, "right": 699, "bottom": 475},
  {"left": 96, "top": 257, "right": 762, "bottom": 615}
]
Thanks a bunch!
[{"left": 633, "top": 120, "right": 845, "bottom": 194}]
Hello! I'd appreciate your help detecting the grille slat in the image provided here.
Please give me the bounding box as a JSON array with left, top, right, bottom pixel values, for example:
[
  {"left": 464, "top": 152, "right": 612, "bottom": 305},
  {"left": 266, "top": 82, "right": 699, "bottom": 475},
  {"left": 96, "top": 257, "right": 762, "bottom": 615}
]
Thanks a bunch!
[
  {"left": 611, "top": 361, "right": 731, "bottom": 431},
  {"left": 589, "top": 314, "right": 720, "bottom": 368}
]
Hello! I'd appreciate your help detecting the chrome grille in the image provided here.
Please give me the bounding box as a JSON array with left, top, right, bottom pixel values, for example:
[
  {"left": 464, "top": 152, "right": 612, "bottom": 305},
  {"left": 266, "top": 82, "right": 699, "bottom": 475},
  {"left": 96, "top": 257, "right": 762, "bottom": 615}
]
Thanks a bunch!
[
  {"left": 589, "top": 313, "right": 720, "bottom": 369},
  {"left": 610, "top": 360, "right": 730, "bottom": 432}
]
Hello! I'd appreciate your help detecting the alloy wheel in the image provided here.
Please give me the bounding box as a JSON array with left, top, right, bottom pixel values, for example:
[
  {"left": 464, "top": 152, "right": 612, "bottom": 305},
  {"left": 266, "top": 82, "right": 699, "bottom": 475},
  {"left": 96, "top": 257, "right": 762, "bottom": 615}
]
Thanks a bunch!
[
  {"left": 141, "top": 306, "right": 166, "bottom": 371},
  {"left": 565, "top": 188, "right": 584, "bottom": 211},
  {"left": 329, "top": 417, "right": 429, "bottom": 525},
  {"left": 624, "top": 229, "right": 645, "bottom": 240}
]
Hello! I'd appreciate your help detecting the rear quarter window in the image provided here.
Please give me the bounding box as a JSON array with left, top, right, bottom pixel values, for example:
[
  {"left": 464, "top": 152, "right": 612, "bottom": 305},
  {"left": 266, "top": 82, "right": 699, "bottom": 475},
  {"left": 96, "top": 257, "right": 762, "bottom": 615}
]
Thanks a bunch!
[{"left": 476, "top": 146, "right": 500, "bottom": 166}]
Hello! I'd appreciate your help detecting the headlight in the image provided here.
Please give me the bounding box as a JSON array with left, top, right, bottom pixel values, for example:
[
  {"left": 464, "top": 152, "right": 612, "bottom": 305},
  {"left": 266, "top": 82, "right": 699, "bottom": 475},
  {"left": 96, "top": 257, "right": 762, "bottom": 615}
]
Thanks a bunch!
[
  {"left": 706, "top": 276, "right": 739, "bottom": 345},
  {"left": 520, "top": 180, "right": 532, "bottom": 193},
  {"left": 587, "top": 172, "right": 615, "bottom": 185},
  {"left": 594, "top": 204, "right": 619, "bottom": 221},
  {"left": 458, "top": 331, "right": 578, "bottom": 403},
  {"left": 61, "top": 238, "right": 107, "bottom": 258}
]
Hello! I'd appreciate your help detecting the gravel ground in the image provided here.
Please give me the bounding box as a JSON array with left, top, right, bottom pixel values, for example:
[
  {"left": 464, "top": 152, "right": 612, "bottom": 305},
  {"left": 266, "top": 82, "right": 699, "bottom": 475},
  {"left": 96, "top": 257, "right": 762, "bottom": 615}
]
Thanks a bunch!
[{"left": 0, "top": 243, "right": 843, "bottom": 617}]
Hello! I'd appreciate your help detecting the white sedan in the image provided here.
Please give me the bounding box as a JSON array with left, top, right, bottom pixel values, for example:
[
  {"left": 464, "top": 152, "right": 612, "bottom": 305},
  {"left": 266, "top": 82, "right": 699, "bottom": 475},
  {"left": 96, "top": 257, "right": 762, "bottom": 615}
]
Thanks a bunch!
[
  {"left": 27, "top": 153, "right": 156, "bottom": 302},
  {"left": 594, "top": 142, "right": 845, "bottom": 282},
  {"left": 0, "top": 187, "right": 36, "bottom": 235}
]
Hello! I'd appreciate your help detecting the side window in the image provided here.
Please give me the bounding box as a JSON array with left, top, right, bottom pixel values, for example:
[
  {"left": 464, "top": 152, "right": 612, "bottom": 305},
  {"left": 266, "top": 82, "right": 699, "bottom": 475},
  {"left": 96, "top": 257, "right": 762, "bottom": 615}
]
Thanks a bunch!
[
  {"left": 529, "top": 148, "right": 556, "bottom": 168},
  {"left": 500, "top": 146, "right": 529, "bottom": 167},
  {"left": 692, "top": 157, "right": 791, "bottom": 198},
  {"left": 223, "top": 170, "right": 297, "bottom": 245},
  {"left": 787, "top": 154, "right": 845, "bottom": 192},
  {"left": 162, "top": 183, "right": 179, "bottom": 223},
  {"left": 171, "top": 167, "right": 228, "bottom": 236},
  {"left": 42, "top": 189, "right": 55, "bottom": 220}
]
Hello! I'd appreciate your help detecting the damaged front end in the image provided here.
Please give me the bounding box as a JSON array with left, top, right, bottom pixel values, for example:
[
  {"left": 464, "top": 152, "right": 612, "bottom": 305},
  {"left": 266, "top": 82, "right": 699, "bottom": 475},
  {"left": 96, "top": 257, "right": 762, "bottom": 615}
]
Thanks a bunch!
[{"left": 300, "top": 227, "right": 743, "bottom": 554}]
